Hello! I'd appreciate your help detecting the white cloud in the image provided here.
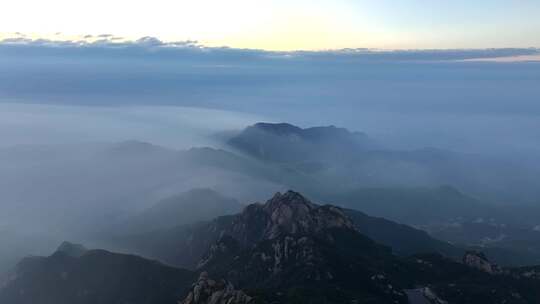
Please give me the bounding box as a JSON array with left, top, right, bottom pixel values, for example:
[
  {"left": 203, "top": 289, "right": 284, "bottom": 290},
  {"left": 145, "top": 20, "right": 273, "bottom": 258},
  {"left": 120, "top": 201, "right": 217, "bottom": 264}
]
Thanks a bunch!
[{"left": 1, "top": 35, "right": 538, "bottom": 60}]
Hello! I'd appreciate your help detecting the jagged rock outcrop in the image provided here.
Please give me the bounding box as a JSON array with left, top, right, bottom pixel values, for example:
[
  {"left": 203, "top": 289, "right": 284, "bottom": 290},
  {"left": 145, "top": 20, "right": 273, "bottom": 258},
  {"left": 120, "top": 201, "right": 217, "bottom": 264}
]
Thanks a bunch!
[
  {"left": 198, "top": 191, "right": 357, "bottom": 269},
  {"left": 463, "top": 251, "right": 502, "bottom": 274},
  {"left": 197, "top": 190, "right": 407, "bottom": 304},
  {"left": 224, "top": 191, "right": 354, "bottom": 246},
  {"left": 179, "top": 272, "right": 253, "bottom": 304},
  {"left": 422, "top": 287, "right": 448, "bottom": 304}
]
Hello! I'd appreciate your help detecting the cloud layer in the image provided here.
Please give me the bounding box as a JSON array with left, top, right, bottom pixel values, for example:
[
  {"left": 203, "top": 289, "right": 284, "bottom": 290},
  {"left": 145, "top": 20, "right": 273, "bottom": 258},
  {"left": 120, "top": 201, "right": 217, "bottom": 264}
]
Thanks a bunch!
[
  {"left": 1, "top": 35, "right": 538, "bottom": 60},
  {"left": 1, "top": 36, "right": 540, "bottom": 156}
]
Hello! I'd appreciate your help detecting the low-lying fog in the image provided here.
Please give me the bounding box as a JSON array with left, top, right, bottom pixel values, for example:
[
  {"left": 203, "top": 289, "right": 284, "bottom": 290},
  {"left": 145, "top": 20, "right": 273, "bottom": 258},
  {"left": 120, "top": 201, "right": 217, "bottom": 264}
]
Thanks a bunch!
[{"left": 0, "top": 103, "right": 264, "bottom": 149}]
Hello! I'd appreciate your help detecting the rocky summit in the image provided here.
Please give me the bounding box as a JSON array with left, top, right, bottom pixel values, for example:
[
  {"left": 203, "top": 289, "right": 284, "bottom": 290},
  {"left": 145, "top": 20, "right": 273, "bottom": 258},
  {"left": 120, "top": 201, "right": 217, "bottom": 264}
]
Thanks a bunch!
[
  {"left": 224, "top": 191, "right": 355, "bottom": 246},
  {"left": 55, "top": 241, "right": 88, "bottom": 258},
  {"left": 198, "top": 191, "right": 362, "bottom": 271},
  {"left": 198, "top": 191, "right": 407, "bottom": 303}
]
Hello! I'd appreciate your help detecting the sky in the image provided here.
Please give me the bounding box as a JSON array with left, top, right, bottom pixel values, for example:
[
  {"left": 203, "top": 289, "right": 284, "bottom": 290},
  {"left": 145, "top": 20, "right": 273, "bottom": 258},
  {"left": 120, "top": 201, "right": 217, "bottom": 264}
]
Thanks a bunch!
[
  {"left": 1, "top": 0, "right": 540, "bottom": 50},
  {"left": 0, "top": 0, "right": 540, "bottom": 156}
]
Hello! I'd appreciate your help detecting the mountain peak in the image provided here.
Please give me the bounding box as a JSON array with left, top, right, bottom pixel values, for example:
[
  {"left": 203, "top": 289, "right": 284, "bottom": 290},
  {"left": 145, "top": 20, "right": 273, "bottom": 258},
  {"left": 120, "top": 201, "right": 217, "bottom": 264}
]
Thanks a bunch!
[
  {"left": 196, "top": 191, "right": 405, "bottom": 303},
  {"left": 252, "top": 122, "right": 303, "bottom": 135},
  {"left": 54, "top": 241, "right": 87, "bottom": 258},
  {"left": 228, "top": 191, "right": 354, "bottom": 244},
  {"left": 263, "top": 190, "right": 316, "bottom": 214},
  {"left": 228, "top": 122, "right": 375, "bottom": 162},
  {"left": 249, "top": 122, "right": 362, "bottom": 140}
]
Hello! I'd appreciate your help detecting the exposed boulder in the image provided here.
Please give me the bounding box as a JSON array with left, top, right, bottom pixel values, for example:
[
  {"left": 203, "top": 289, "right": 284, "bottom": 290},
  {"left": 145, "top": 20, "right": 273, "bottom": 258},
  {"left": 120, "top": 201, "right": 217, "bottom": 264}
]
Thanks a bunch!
[
  {"left": 422, "top": 287, "right": 448, "bottom": 304},
  {"left": 463, "top": 251, "right": 502, "bottom": 274},
  {"left": 179, "top": 272, "right": 253, "bottom": 304}
]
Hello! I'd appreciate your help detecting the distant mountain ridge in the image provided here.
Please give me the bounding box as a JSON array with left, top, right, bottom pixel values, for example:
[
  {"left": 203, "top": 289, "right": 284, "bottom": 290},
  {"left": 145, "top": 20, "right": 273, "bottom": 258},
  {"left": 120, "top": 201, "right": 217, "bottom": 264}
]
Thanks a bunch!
[
  {"left": 227, "top": 122, "right": 540, "bottom": 205},
  {"left": 228, "top": 122, "right": 376, "bottom": 162}
]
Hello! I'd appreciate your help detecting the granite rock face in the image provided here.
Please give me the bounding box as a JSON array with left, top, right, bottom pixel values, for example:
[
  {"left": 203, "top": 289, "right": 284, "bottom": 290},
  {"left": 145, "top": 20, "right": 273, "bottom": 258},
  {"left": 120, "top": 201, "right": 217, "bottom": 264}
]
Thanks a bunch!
[
  {"left": 463, "top": 251, "right": 502, "bottom": 274},
  {"left": 198, "top": 190, "right": 358, "bottom": 270},
  {"left": 179, "top": 272, "right": 253, "bottom": 304},
  {"left": 197, "top": 191, "right": 407, "bottom": 304},
  {"left": 227, "top": 191, "right": 354, "bottom": 244}
]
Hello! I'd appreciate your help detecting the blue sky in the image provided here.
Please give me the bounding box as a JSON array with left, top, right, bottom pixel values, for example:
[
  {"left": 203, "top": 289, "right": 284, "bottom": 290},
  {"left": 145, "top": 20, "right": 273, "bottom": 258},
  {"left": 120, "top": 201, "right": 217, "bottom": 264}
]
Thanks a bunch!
[
  {"left": 345, "top": 0, "right": 540, "bottom": 48},
  {"left": 1, "top": 0, "right": 539, "bottom": 50}
]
